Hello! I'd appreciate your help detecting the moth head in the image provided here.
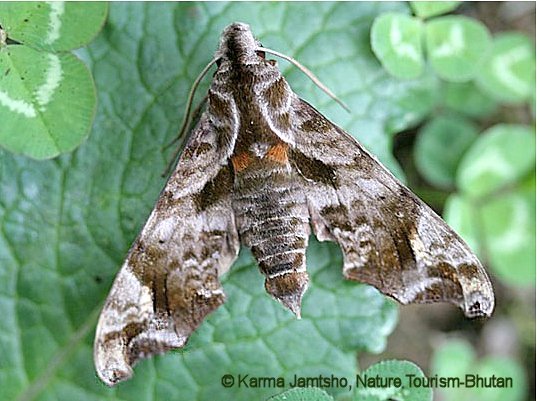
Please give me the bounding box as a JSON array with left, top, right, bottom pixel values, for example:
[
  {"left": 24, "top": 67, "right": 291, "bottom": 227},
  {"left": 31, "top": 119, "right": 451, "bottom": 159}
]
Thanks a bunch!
[{"left": 216, "top": 22, "right": 264, "bottom": 65}]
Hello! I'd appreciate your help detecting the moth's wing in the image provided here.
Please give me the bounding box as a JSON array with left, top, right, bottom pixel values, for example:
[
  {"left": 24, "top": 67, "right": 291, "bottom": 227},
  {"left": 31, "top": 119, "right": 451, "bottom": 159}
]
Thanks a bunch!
[
  {"left": 288, "top": 99, "right": 494, "bottom": 318},
  {"left": 94, "top": 116, "right": 240, "bottom": 386}
]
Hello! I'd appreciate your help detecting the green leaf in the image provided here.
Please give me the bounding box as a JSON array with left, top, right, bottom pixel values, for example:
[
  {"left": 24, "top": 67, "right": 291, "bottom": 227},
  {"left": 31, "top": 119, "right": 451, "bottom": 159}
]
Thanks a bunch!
[
  {"left": 472, "top": 357, "right": 527, "bottom": 401},
  {"left": 410, "top": 1, "right": 460, "bottom": 19},
  {"left": 475, "top": 32, "right": 536, "bottom": 104},
  {"left": 446, "top": 182, "right": 536, "bottom": 285},
  {"left": 443, "top": 194, "right": 481, "bottom": 254},
  {"left": 426, "top": 16, "right": 491, "bottom": 82},
  {"left": 430, "top": 339, "right": 475, "bottom": 378},
  {"left": 268, "top": 387, "right": 334, "bottom": 401},
  {"left": 371, "top": 13, "right": 424, "bottom": 79},
  {"left": 0, "top": 2, "right": 444, "bottom": 400},
  {"left": 355, "top": 360, "right": 432, "bottom": 401},
  {"left": 0, "top": 2, "right": 108, "bottom": 51},
  {"left": 443, "top": 81, "right": 497, "bottom": 118},
  {"left": 456, "top": 124, "right": 535, "bottom": 199},
  {"left": 414, "top": 115, "right": 478, "bottom": 189},
  {"left": 445, "top": 124, "right": 536, "bottom": 285},
  {"left": 0, "top": 44, "right": 96, "bottom": 159},
  {"left": 480, "top": 182, "right": 536, "bottom": 285},
  {"left": 432, "top": 339, "right": 527, "bottom": 401}
]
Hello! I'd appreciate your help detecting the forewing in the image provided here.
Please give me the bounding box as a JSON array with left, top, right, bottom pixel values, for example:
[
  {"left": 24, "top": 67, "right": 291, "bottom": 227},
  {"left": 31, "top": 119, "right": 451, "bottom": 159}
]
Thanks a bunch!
[
  {"left": 288, "top": 99, "right": 494, "bottom": 318},
  {"left": 94, "top": 116, "right": 240, "bottom": 385}
]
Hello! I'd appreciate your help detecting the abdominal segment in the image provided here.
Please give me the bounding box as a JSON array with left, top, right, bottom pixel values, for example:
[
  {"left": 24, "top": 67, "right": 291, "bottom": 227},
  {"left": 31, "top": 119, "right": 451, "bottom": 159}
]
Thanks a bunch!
[{"left": 231, "top": 147, "right": 311, "bottom": 316}]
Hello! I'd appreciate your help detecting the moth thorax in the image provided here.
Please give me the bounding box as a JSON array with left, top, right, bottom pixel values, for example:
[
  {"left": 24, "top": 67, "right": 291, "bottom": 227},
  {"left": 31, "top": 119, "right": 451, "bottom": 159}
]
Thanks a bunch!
[{"left": 251, "top": 142, "right": 271, "bottom": 158}]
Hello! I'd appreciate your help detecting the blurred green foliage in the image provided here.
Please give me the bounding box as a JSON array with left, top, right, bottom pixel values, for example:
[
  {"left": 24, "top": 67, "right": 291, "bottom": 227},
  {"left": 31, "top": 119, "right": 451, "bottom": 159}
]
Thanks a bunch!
[
  {"left": 443, "top": 81, "right": 498, "bottom": 118},
  {"left": 372, "top": 2, "right": 535, "bottom": 100},
  {"left": 476, "top": 33, "right": 535, "bottom": 104},
  {"left": 355, "top": 360, "right": 432, "bottom": 401},
  {"left": 371, "top": 13, "right": 424, "bottom": 79},
  {"left": 446, "top": 124, "right": 535, "bottom": 285},
  {"left": 432, "top": 339, "right": 527, "bottom": 401},
  {"left": 415, "top": 115, "right": 479, "bottom": 189},
  {"left": 372, "top": 4, "right": 534, "bottom": 401},
  {"left": 410, "top": 1, "right": 460, "bottom": 19},
  {"left": 425, "top": 15, "right": 491, "bottom": 82},
  {"left": 371, "top": 0, "right": 536, "bottom": 288}
]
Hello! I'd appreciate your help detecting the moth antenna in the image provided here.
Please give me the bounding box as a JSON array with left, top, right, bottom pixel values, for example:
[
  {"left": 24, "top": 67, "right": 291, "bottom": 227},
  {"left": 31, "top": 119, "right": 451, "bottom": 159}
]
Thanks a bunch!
[
  {"left": 164, "top": 94, "right": 208, "bottom": 152},
  {"left": 162, "top": 58, "right": 219, "bottom": 177},
  {"left": 257, "top": 46, "right": 351, "bottom": 113},
  {"left": 178, "top": 57, "right": 219, "bottom": 142}
]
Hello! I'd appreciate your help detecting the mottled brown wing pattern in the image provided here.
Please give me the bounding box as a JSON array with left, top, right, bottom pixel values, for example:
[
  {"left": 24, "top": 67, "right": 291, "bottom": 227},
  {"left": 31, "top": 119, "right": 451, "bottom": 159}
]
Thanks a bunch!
[
  {"left": 94, "top": 116, "right": 240, "bottom": 386},
  {"left": 288, "top": 98, "right": 494, "bottom": 318}
]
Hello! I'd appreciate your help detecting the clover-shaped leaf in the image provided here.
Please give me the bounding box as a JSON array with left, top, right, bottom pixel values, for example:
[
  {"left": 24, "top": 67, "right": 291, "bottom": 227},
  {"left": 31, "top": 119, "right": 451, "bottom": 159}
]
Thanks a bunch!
[
  {"left": 371, "top": 13, "right": 424, "bottom": 79},
  {"left": 443, "top": 81, "right": 498, "bottom": 118},
  {"left": 415, "top": 115, "right": 478, "bottom": 189},
  {"left": 0, "top": 2, "right": 106, "bottom": 159},
  {"left": 410, "top": 1, "right": 460, "bottom": 19},
  {"left": 0, "top": 2, "right": 107, "bottom": 51},
  {"left": 445, "top": 124, "right": 536, "bottom": 285},
  {"left": 426, "top": 16, "right": 491, "bottom": 82},
  {"left": 476, "top": 32, "right": 536, "bottom": 104},
  {"left": 0, "top": 44, "right": 95, "bottom": 158},
  {"left": 456, "top": 125, "right": 535, "bottom": 199}
]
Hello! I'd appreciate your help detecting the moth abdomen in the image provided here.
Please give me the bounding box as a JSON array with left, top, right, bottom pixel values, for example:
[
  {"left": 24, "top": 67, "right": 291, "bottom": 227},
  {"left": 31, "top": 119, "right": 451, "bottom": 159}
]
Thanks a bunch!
[{"left": 233, "top": 162, "right": 310, "bottom": 316}]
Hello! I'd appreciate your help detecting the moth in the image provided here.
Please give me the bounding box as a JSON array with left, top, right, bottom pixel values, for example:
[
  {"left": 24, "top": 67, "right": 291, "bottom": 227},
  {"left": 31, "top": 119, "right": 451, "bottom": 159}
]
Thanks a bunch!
[{"left": 94, "top": 22, "right": 494, "bottom": 386}]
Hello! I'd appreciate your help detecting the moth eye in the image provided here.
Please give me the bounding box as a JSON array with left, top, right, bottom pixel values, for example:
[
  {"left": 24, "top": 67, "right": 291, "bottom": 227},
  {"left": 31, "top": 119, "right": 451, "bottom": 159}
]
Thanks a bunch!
[
  {"left": 216, "top": 58, "right": 222, "bottom": 67},
  {"left": 255, "top": 50, "right": 266, "bottom": 59}
]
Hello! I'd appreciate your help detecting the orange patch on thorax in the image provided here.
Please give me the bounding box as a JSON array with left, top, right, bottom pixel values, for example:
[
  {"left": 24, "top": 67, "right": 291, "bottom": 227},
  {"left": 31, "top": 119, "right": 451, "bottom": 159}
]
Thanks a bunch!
[
  {"left": 265, "top": 142, "right": 288, "bottom": 164},
  {"left": 231, "top": 152, "right": 252, "bottom": 172}
]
